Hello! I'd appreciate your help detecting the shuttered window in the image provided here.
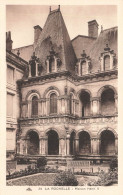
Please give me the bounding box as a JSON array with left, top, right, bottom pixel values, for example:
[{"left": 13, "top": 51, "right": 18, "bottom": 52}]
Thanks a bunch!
[
  {"left": 32, "top": 96, "right": 38, "bottom": 116},
  {"left": 50, "top": 93, "right": 57, "bottom": 114}
]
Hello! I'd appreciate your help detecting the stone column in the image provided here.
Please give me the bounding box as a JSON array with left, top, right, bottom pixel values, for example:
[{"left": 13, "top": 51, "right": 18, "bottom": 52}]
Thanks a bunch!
[
  {"left": 46, "top": 60, "right": 49, "bottom": 73},
  {"left": 23, "top": 138, "right": 28, "bottom": 155},
  {"left": 73, "top": 100, "right": 76, "bottom": 115},
  {"left": 86, "top": 61, "right": 89, "bottom": 74},
  {"left": 19, "top": 139, "right": 24, "bottom": 154},
  {"left": 45, "top": 138, "right": 48, "bottom": 155},
  {"left": 29, "top": 64, "right": 31, "bottom": 77},
  {"left": 54, "top": 57, "right": 57, "bottom": 72},
  {"left": 78, "top": 61, "right": 81, "bottom": 76},
  {"left": 25, "top": 103, "right": 28, "bottom": 117},
  {"left": 110, "top": 54, "right": 113, "bottom": 70},
  {"left": 115, "top": 94, "right": 118, "bottom": 114},
  {"left": 75, "top": 138, "right": 79, "bottom": 154},
  {"left": 59, "top": 138, "right": 65, "bottom": 156},
  {"left": 100, "top": 57, "right": 104, "bottom": 71},
  {"left": 91, "top": 138, "right": 99, "bottom": 155},
  {"left": 36, "top": 62, "right": 38, "bottom": 76},
  {"left": 38, "top": 100, "right": 42, "bottom": 116},
  {"left": 66, "top": 135, "right": 70, "bottom": 155},
  {"left": 91, "top": 97, "right": 100, "bottom": 116},
  {"left": 115, "top": 138, "right": 118, "bottom": 155},
  {"left": 28, "top": 101, "right": 31, "bottom": 118},
  {"left": 39, "top": 137, "right": 46, "bottom": 155}
]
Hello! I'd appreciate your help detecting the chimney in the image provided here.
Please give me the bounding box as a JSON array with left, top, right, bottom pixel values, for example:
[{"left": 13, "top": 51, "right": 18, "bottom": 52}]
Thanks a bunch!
[
  {"left": 6, "top": 31, "right": 13, "bottom": 51},
  {"left": 88, "top": 20, "right": 99, "bottom": 38},
  {"left": 34, "top": 25, "right": 42, "bottom": 45}
]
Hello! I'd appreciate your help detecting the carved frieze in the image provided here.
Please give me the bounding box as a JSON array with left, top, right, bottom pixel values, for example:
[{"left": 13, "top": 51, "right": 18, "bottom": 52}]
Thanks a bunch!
[{"left": 19, "top": 115, "right": 117, "bottom": 127}]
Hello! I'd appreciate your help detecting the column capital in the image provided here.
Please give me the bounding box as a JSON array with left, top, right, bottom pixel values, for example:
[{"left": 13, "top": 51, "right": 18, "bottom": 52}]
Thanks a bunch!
[{"left": 90, "top": 97, "right": 100, "bottom": 102}]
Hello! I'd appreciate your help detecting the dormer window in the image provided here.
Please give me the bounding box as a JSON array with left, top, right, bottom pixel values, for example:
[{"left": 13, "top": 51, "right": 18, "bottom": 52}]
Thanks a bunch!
[
  {"left": 100, "top": 44, "right": 116, "bottom": 72},
  {"left": 77, "top": 50, "right": 91, "bottom": 76},
  {"left": 46, "top": 47, "right": 61, "bottom": 74},
  {"left": 29, "top": 52, "right": 42, "bottom": 77}
]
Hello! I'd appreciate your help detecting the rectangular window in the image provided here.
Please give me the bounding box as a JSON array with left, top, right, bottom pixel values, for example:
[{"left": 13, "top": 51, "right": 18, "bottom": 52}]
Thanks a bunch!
[
  {"left": 7, "top": 93, "right": 13, "bottom": 117},
  {"left": 7, "top": 65, "right": 14, "bottom": 84}
]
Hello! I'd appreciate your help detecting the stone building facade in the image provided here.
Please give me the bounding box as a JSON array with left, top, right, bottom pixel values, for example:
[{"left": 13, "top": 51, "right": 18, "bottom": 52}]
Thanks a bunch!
[
  {"left": 6, "top": 32, "right": 27, "bottom": 157},
  {"left": 8, "top": 6, "right": 118, "bottom": 162}
]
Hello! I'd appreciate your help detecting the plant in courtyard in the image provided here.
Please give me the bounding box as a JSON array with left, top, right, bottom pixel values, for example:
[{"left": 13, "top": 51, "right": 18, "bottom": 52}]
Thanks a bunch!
[
  {"left": 37, "top": 157, "right": 47, "bottom": 170},
  {"left": 87, "top": 168, "right": 118, "bottom": 186},
  {"left": 53, "top": 171, "right": 78, "bottom": 186}
]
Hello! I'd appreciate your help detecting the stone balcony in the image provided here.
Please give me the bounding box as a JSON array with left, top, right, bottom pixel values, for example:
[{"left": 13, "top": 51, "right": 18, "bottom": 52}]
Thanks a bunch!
[{"left": 19, "top": 114, "right": 117, "bottom": 127}]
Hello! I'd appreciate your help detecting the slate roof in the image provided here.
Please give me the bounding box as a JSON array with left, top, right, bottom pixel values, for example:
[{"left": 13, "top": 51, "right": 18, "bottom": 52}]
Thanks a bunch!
[
  {"left": 35, "top": 9, "right": 77, "bottom": 74},
  {"left": 72, "top": 26, "right": 118, "bottom": 73}
]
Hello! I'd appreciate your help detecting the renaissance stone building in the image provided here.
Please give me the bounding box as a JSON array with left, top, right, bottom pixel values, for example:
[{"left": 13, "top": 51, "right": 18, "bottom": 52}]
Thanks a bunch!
[{"left": 7, "top": 6, "right": 118, "bottom": 163}]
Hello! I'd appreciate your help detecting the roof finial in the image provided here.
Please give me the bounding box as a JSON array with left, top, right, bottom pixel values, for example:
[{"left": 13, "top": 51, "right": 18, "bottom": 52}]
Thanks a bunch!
[
  {"left": 58, "top": 5, "right": 60, "bottom": 11},
  {"left": 49, "top": 6, "right": 51, "bottom": 13},
  {"left": 17, "top": 49, "right": 20, "bottom": 57}
]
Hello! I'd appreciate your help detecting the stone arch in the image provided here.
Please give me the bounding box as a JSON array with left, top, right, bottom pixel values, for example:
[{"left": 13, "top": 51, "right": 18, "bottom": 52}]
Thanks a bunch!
[
  {"left": 43, "top": 86, "right": 60, "bottom": 98},
  {"left": 69, "top": 88, "right": 77, "bottom": 98},
  {"left": 70, "top": 130, "right": 76, "bottom": 155},
  {"left": 44, "top": 128, "right": 60, "bottom": 138},
  {"left": 77, "top": 89, "right": 91, "bottom": 117},
  {"left": 76, "top": 129, "right": 92, "bottom": 139},
  {"left": 26, "top": 129, "right": 40, "bottom": 155},
  {"left": 25, "top": 129, "right": 40, "bottom": 138},
  {"left": 97, "top": 85, "right": 117, "bottom": 98},
  {"left": 97, "top": 127, "right": 118, "bottom": 139},
  {"left": 77, "top": 88, "right": 92, "bottom": 100},
  {"left": 45, "top": 128, "right": 59, "bottom": 155},
  {"left": 98, "top": 128, "right": 116, "bottom": 155},
  {"left": 78, "top": 129, "right": 91, "bottom": 155},
  {"left": 25, "top": 90, "right": 41, "bottom": 101}
]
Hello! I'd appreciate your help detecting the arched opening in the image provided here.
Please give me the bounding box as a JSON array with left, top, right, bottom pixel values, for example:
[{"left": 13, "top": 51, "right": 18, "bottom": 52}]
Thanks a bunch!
[
  {"left": 70, "top": 132, "right": 76, "bottom": 155},
  {"left": 27, "top": 131, "right": 39, "bottom": 155},
  {"left": 31, "top": 62, "right": 36, "bottom": 77},
  {"left": 49, "top": 58, "right": 55, "bottom": 73},
  {"left": 47, "top": 130, "right": 59, "bottom": 155},
  {"left": 50, "top": 93, "right": 57, "bottom": 114},
  {"left": 81, "top": 60, "right": 86, "bottom": 75},
  {"left": 101, "top": 88, "right": 115, "bottom": 115},
  {"left": 79, "top": 131, "right": 91, "bottom": 155},
  {"left": 32, "top": 96, "right": 38, "bottom": 116},
  {"left": 100, "top": 130, "right": 115, "bottom": 155},
  {"left": 104, "top": 55, "right": 110, "bottom": 71},
  {"left": 79, "top": 91, "right": 90, "bottom": 117}
]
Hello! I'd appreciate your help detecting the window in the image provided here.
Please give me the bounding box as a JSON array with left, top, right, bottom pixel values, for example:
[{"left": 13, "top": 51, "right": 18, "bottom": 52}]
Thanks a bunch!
[
  {"left": 50, "top": 93, "right": 57, "bottom": 114},
  {"left": 81, "top": 61, "right": 86, "bottom": 75},
  {"left": 7, "top": 93, "right": 13, "bottom": 117},
  {"left": 49, "top": 58, "right": 55, "bottom": 73},
  {"left": 32, "top": 96, "right": 38, "bottom": 116},
  {"left": 7, "top": 66, "right": 14, "bottom": 84},
  {"left": 104, "top": 55, "right": 110, "bottom": 71}
]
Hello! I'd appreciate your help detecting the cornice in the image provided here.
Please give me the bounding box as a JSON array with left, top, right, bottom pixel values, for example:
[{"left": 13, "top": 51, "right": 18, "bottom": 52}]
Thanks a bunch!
[
  {"left": 6, "top": 51, "right": 28, "bottom": 71},
  {"left": 17, "top": 69, "right": 118, "bottom": 87}
]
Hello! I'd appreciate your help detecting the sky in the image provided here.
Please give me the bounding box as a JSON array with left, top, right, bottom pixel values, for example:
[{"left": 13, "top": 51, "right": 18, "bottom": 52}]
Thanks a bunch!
[{"left": 6, "top": 5, "right": 117, "bottom": 49}]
